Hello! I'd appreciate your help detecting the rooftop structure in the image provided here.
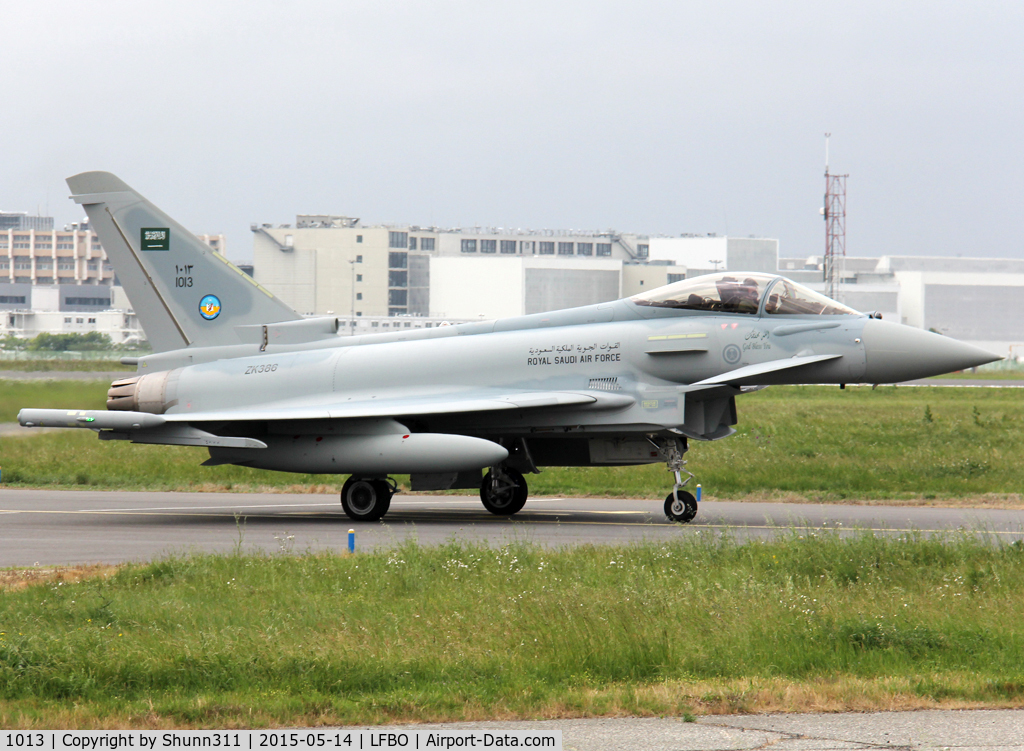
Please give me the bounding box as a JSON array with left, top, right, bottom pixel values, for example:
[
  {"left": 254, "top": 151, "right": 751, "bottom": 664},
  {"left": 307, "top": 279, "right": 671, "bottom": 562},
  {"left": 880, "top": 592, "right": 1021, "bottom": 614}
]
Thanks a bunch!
[{"left": 0, "top": 211, "right": 54, "bottom": 232}]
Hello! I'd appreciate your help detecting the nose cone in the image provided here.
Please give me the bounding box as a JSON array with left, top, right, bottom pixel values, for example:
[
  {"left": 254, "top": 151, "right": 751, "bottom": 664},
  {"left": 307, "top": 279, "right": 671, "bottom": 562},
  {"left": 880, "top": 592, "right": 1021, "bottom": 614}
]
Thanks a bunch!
[{"left": 862, "top": 319, "right": 1001, "bottom": 383}]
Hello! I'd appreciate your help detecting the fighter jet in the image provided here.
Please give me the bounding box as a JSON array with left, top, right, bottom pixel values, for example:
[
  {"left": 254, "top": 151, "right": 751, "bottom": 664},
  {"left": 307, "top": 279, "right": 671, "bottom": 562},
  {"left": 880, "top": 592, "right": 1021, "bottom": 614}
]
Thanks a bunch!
[{"left": 18, "top": 172, "right": 1001, "bottom": 523}]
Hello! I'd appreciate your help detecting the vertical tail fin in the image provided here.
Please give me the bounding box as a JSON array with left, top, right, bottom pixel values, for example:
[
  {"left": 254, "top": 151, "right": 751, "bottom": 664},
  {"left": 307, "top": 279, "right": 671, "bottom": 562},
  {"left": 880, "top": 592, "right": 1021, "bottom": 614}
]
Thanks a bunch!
[{"left": 67, "top": 171, "right": 300, "bottom": 352}]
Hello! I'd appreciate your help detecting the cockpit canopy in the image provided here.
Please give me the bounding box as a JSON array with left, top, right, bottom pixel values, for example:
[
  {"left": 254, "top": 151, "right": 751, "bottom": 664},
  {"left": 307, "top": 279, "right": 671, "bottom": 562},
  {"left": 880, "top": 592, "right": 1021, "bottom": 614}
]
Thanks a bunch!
[{"left": 630, "top": 272, "right": 861, "bottom": 316}]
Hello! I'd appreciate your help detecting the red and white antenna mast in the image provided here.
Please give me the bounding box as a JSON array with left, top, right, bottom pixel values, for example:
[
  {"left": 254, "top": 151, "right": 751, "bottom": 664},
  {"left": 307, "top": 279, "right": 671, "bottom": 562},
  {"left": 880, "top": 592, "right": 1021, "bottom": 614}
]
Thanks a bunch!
[{"left": 823, "top": 133, "right": 848, "bottom": 301}]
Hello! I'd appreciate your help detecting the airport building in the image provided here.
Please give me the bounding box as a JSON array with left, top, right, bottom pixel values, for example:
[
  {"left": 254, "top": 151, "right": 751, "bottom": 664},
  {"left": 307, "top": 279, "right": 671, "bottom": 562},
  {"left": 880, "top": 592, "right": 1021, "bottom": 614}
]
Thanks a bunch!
[
  {"left": 0, "top": 221, "right": 226, "bottom": 343},
  {"left": 252, "top": 217, "right": 779, "bottom": 319}
]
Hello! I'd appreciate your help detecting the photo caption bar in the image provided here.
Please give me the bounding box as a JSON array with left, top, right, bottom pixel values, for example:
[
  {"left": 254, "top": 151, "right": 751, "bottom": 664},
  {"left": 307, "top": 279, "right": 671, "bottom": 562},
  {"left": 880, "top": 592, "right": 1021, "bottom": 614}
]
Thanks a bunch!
[{"left": 2, "top": 731, "right": 562, "bottom": 751}]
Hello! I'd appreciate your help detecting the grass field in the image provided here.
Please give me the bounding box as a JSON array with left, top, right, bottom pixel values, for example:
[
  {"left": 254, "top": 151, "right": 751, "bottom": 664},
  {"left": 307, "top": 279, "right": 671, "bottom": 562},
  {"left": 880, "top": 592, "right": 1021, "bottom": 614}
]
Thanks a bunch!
[
  {"left": 0, "top": 360, "right": 135, "bottom": 373},
  {"left": 1, "top": 534, "right": 1023, "bottom": 727},
  {"left": 2, "top": 381, "right": 1022, "bottom": 502},
  {"left": 0, "top": 379, "right": 111, "bottom": 422}
]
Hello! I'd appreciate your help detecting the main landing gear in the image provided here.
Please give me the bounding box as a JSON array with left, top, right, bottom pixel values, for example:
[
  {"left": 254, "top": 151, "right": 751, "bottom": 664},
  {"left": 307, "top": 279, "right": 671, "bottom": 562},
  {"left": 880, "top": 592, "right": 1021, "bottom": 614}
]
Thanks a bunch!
[
  {"left": 650, "top": 435, "right": 699, "bottom": 524},
  {"left": 340, "top": 476, "right": 396, "bottom": 521},
  {"left": 480, "top": 466, "right": 528, "bottom": 516}
]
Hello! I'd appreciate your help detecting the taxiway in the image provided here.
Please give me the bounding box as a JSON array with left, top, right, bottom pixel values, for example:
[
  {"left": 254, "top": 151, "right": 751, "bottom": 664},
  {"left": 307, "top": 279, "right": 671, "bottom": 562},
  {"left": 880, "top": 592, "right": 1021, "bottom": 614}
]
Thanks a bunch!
[{"left": 0, "top": 489, "right": 1021, "bottom": 566}]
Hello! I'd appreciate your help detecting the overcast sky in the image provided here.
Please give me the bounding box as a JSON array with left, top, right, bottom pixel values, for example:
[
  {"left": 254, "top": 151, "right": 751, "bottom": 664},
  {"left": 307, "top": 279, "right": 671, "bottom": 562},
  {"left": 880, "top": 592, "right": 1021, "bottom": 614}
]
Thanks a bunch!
[{"left": 3, "top": 0, "right": 1022, "bottom": 262}]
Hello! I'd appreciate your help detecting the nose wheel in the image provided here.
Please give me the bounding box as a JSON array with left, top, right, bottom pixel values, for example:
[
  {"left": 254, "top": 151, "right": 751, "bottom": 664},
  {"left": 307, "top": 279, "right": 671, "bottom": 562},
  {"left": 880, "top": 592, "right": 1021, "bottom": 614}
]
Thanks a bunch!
[
  {"left": 341, "top": 477, "right": 395, "bottom": 521},
  {"left": 664, "top": 490, "right": 698, "bottom": 523}
]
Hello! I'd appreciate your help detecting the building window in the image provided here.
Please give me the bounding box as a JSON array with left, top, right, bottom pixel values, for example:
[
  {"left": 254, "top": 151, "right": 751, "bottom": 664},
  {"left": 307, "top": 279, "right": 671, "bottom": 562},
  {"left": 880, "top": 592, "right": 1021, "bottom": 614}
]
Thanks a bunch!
[
  {"left": 389, "top": 251, "right": 408, "bottom": 269},
  {"left": 558, "top": 242, "right": 574, "bottom": 255},
  {"left": 356, "top": 312, "right": 362, "bottom": 316},
  {"left": 76, "top": 318, "right": 84, "bottom": 323},
  {"left": 371, "top": 321, "right": 379, "bottom": 327},
  {"left": 577, "top": 242, "right": 593, "bottom": 256},
  {"left": 356, "top": 235, "right": 363, "bottom": 243},
  {"left": 37, "top": 277, "right": 53, "bottom": 285},
  {"left": 356, "top": 274, "right": 362, "bottom": 282},
  {"left": 404, "top": 322, "right": 411, "bottom": 328},
  {"left": 461, "top": 239, "right": 477, "bottom": 253},
  {"left": 389, "top": 270, "right": 408, "bottom": 287},
  {"left": 637, "top": 244, "right": 649, "bottom": 258},
  {"left": 56, "top": 243, "right": 74, "bottom": 250},
  {"left": 389, "top": 231, "right": 408, "bottom": 249},
  {"left": 481, "top": 239, "right": 497, "bottom": 253},
  {"left": 420, "top": 237, "right": 435, "bottom": 250},
  {"left": 356, "top": 292, "right": 362, "bottom": 300},
  {"left": 88, "top": 318, "right": 96, "bottom": 323},
  {"left": 58, "top": 262, "right": 75, "bottom": 270},
  {"left": 388, "top": 289, "right": 408, "bottom": 306},
  {"left": 356, "top": 255, "right": 363, "bottom": 263},
  {"left": 667, "top": 273, "right": 686, "bottom": 284},
  {"left": 539, "top": 241, "right": 554, "bottom": 255},
  {"left": 0, "top": 296, "right": 27, "bottom": 304},
  {"left": 64, "top": 317, "right": 71, "bottom": 323},
  {"left": 596, "top": 243, "right": 612, "bottom": 256},
  {"left": 64, "top": 297, "right": 111, "bottom": 306},
  {"left": 408, "top": 237, "right": 417, "bottom": 250},
  {"left": 500, "top": 240, "right": 516, "bottom": 254},
  {"left": 37, "top": 261, "right": 53, "bottom": 269}
]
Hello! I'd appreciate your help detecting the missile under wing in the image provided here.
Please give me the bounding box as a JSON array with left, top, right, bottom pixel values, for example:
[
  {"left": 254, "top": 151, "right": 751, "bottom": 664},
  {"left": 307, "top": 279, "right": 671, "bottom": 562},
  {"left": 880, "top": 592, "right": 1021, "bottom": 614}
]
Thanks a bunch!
[{"left": 18, "top": 172, "right": 1001, "bottom": 523}]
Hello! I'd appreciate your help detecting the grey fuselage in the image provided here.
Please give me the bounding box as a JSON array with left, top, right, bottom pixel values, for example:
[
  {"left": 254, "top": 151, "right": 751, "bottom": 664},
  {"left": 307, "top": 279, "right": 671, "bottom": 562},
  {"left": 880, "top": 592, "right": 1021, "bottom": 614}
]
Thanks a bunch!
[{"left": 116, "top": 293, "right": 954, "bottom": 471}]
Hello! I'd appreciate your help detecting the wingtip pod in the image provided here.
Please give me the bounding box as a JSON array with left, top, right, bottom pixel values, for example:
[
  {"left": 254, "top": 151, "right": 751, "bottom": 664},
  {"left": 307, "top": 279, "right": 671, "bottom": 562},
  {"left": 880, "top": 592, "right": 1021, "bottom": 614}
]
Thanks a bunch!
[{"left": 66, "top": 171, "right": 134, "bottom": 196}]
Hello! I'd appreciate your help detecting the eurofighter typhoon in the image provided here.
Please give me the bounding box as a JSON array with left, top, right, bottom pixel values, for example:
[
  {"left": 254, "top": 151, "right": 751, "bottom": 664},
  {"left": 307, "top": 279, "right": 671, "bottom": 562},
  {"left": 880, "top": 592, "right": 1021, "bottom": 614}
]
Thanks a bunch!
[{"left": 18, "top": 172, "right": 1000, "bottom": 522}]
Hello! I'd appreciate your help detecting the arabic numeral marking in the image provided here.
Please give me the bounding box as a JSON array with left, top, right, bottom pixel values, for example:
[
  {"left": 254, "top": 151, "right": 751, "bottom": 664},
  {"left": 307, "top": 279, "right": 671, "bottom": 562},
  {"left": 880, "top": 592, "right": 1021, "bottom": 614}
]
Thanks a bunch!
[
  {"left": 335, "top": 735, "right": 353, "bottom": 747},
  {"left": 175, "top": 276, "right": 193, "bottom": 287},
  {"left": 6, "top": 735, "right": 44, "bottom": 747},
  {"left": 259, "top": 733, "right": 300, "bottom": 747}
]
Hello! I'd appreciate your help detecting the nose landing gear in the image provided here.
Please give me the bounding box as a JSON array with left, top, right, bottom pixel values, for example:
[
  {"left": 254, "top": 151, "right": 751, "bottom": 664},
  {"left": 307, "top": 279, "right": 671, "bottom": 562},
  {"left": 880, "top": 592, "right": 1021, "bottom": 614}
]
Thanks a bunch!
[{"left": 649, "top": 435, "right": 699, "bottom": 523}]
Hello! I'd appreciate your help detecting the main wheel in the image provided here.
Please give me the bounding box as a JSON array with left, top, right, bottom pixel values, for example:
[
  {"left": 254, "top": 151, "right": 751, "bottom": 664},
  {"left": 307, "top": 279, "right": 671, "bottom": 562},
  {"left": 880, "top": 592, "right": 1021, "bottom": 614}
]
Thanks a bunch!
[
  {"left": 341, "top": 477, "right": 392, "bottom": 521},
  {"left": 664, "top": 490, "right": 697, "bottom": 523},
  {"left": 480, "top": 467, "right": 528, "bottom": 516}
]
